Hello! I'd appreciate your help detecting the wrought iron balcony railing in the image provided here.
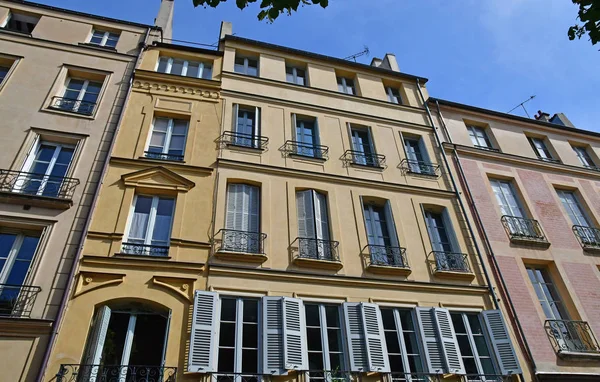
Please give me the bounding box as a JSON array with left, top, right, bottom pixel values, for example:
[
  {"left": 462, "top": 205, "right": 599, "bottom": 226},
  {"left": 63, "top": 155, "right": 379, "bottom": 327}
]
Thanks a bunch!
[
  {"left": 545, "top": 319, "right": 600, "bottom": 355},
  {"left": 474, "top": 145, "right": 500, "bottom": 153},
  {"left": 537, "top": 157, "right": 561, "bottom": 164},
  {"left": 294, "top": 237, "right": 340, "bottom": 262},
  {"left": 462, "top": 376, "right": 514, "bottom": 382},
  {"left": 343, "top": 150, "right": 386, "bottom": 168},
  {"left": 209, "top": 373, "right": 269, "bottom": 382},
  {"left": 121, "top": 242, "right": 170, "bottom": 257},
  {"left": 399, "top": 159, "right": 440, "bottom": 177},
  {"left": 144, "top": 151, "right": 184, "bottom": 161},
  {"left": 220, "top": 131, "right": 269, "bottom": 150},
  {"left": 282, "top": 140, "right": 329, "bottom": 160},
  {"left": 572, "top": 225, "right": 600, "bottom": 250},
  {"left": 216, "top": 229, "right": 267, "bottom": 254},
  {"left": 306, "top": 370, "right": 354, "bottom": 382},
  {"left": 56, "top": 364, "right": 177, "bottom": 382},
  {"left": 365, "top": 244, "right": 409, "bottom": 268},
  {"left": 431, "top": 251, "right": 471, "bottom": 273},
  {"left": 501, "top": 215, "right": 547, "bottom": 243},
  {"left": 0, "top": 284, "right": 41, "bottom": 318},
  {"left": 391, "top": 373, "right": 441, "bottom": 382},
  {"left": 49, "top": 97, "right": 97, "bottom": 115},
  {"left": 0, "top": 170, "right": 80, "bottom": 200}
]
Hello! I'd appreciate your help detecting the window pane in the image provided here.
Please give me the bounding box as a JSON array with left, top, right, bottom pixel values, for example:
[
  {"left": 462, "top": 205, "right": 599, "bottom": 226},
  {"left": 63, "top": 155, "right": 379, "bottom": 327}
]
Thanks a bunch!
[
  {"left": 305, "top": 304, "right": 320, "bottom": 326},
  {"left": 217, "top": 348, "right": 235, "bottom": 372},
  {"left": 381, "top": 309, "right": 395, "bottom": 330},
  {"left": 473, "top": 336, "right": 490, "bottom": 357},
  {"left": 325, "top": 305, "right": 340, "bottom": 327},
  {"left": 186, "top": 62, "right": 199, "bottom": 78},
  {"left": 0, "top": 234, "right": 17, "bottom": 260},
  {"left": 221, "top": 298, "right": 236, "bottom": 321},
  {"left": 157, "top": 57, "right": 169, "bottom": 73},
  {"left": 5, "top": 260, "right": 31, "bottom": 285},
  {"left": 243, "top": 299, "right": 258, "bottom": 323},
  {"left": 171, "top": 59, "right": 184, "bottom": 76},
  {"left": 307, "top": 327, "right": 322, "bottom": 351},
  {"left": 457, "top": 336, "right": 473, "bottom": 356},
  {"left": 169, "top": 135, "right": 185, "bottom": 151},
  {"left": 467, "top": 315, "right": 483, "bottom": 334},
  {"left": 172, "top": 120, "right": 188, "bottom": 134},
  {"left": 151, "top": 198, "right": 174, "bottom": 244},
  {"left": 242, "top": 349, "right": 258, "bottom": 373},
  {"left": 242, "top": 323, "right": 258, "bottom": 347},
  {"left": 327, "top": 328, "right": 341, "bottom": 352},
  {"left": 202, "top": 65, "right": 212, "bottom": 79},
  {"left": 308, "top": 353, "right": 324, "bottom": 370},
  {"left": 403, "top": 332, "right": 420, "bottom": 355},
  {"left": 90, "top": 32, "right": 104, "bottom": 44},
  {"left": 389, "top": 354, "right": 405, "bottom": 373},
  {"left": 219, "top": 322, "right": 235, "bottom": 347},
  {"left": 385, "top": 331, "right": 401, "bottom": 353},
  {"left": 452, "top": 314, "right": 466, "bottom": 333},
  {"left": 129, "top": 196, "right": 152, "bottom": 241}
]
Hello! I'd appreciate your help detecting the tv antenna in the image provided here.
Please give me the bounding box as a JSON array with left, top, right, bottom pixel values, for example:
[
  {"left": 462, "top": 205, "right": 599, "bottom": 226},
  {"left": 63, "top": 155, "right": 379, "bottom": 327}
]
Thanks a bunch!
[
  {"left": 344, "top": 46, "right": 370, "bottom": 62},
  {"left": 507, "top": 95, "right": 536, "bottom": 118}
]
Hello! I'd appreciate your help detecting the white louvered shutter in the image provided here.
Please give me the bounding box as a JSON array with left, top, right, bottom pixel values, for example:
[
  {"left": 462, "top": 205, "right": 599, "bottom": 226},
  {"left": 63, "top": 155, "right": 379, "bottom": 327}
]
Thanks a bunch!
[
  {"left": 415, "top": 307, "right": 445, "bottom": 374},
  {"left": 296, "top": 190, "right": 315, "bottom": 239},
  {"left": 188, "top": 291, "right": 219, "bottom": 372},
  {"left": 481, "top": 310, "right": 522, "bottom": 375},
  {"left": 283, "top": 297, "right": 308, "bottom": 370},
  {"left": 225, "top": 184, "right": 242, "bottom": 230},
  {"left": 232, "top": 104, "right": 239, "bottom": 133},
  {"left": 314, "top": 191, "right": 330, "bottom": 241},
  {"left": 262, "top": 296, "right": 285, "bottom": 375},
  {"left": 254, "top": 106, "right": 261, "bottom": 147},
  {"left": 434, "top": 308, "right": 465, "bottom": 374},
  {"left": 343, "top": 302, "right": 368, "bottom": 372},
  {"left": 361, "top": 303, "right": 390, "bottom": 372},
  {"left": 83, "top": 305, "right": 112, "bottom": 366}
]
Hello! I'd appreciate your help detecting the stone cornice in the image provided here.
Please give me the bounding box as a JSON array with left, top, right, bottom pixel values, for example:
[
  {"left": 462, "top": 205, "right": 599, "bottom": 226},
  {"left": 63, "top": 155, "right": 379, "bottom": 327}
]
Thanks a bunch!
[
  {"left": 110, "top": 157, "right": 214, "bottom": 175},
  {"left": 0, "top": 317, "right": 53, "bottom": 336},
  {"left": 81, "top": 254, "right": 205, "bottom": 273},
  {"left": 133, "top": 70, "right": 221, "bottom": 102}
]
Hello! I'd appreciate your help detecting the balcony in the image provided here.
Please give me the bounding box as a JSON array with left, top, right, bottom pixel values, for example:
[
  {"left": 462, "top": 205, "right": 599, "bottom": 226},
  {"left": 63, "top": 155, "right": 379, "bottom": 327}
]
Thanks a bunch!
[
  {"left": 431, "top": 251, "right": 473, "bottom": 279},
  {"left": 501, "top": 215, "right": 549, "bottom": 246},
  {"left": 144, "top": 151, "right": 184, "bottom": 162},
  {"left": 220, "top": 131, "right": 269, "bottom": 150},
  {"left": 49, "top": 97, "right": 97, "bottom": 116},
  {"left": 215, "top": 229, "right": 267, "bottom": 263},
  {"left": 342, "top": 150, "right": 386, "bottom": 169},
  {"left": 306, "top": 370, "right": 354, "bottom": 382},
  {"left": 399, "top": 159, "right": 440, "bottom": 177},
  {"left": 56, "top": 364, "right": 177, "bottom": 382},
  {"left": 209, "top": 374, "right": 270, "bottom": 382},
  {"left": 474, "top": 145, "right": 500, "bottom": 153},
  {"left": 391, "top": 374, "right": 441, "bottom": 382},
  {"left": 365, "top": 245, "right": 411, "bottom": 276},
  {"left": 292, "top": 237, "right": 342, "bottom": 270},
  {"left": 281, "top": 140, "right": 329, "bottom": 160},
  {"left": 572, "top": 225, "right": 600, "bottom": 252},
  {"left": 462, "top": 376, "right": 514, "bottom": 382},
  {"left": 545, "top": 320, "right": 600, "bottom": 358},
  {"left": 120, "top": 243, "right": 170, "bottom": 257},
  {"left": 0, "top": 169, "right": 80, "bottom": 209},
  {"left": 0, "top": 284, "right": 41, "bottom": 318}
]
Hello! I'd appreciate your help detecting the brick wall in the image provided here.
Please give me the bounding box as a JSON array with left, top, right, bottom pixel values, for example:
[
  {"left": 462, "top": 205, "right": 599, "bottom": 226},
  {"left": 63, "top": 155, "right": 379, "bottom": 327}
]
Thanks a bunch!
[
  {"left": 562, "top": 262, "right": 600, "bottom": 336},
  {"left": 580, "top": 179, "right": 600, "bottom": 218}
]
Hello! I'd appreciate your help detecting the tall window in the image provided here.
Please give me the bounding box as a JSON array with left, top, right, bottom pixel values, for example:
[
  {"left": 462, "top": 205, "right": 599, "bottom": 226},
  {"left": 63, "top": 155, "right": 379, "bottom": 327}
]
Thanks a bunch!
[
  {"left": 124, "top": 195, "right": 175, "bottom": 255},
  {"left": 526, "top": 267, "right": 568, "bottom": 320},
  {"left": 217, "top": 297, "right": 260, "bottom": 376},
  {"left": 528, "top": 137, "right": 556, "bottom": 162},
  {"left": 385, "top": 86, "right": 402, "bottom": 104},
  {"left": 56, "top": 78, "right": 102, "bottom": 115},
  {"left": 381, "top": 308, "right": 424, "bottom": 380},
  {"left": 296, "top": 190, "right": 331, "bottom": 260},
  {"left": 467, "top": 126, "right": 493, "bottom": 150},
  {"left": 557, "top": 190, "right": 590, "bottom": 227},
  {"left": 89, "top": 30, "right": 119, "bottom": 48},
  {"left": 305, "top": 304, "right": 346, "bottom": 377},
  {"left": 572, "top": 145, "right": 596, "bottom": 169},
  {"left": 350, "top": 126, "right": 377, "bottom": 166},
  {"left": 232, "top": 105, "right": 261, "bottom": 148},
  {"left": 424, "top": 210, "right": 455, "bottom": 253},
  {"left": 146, "top": 117, "right": 188, "bottom": 160},
  {"left": 156, "top": 56, "right": 212, "bottom": 79},
  {"left": 234, "top": 55, "right": 258, "bottom": 76},
  {"left": 337, "top": 76, "right": 355, "bottom": 95},
  {"left": 489, "top": 179, "right": 524, "bottom": 218},
  {"left": 451, "top": 313, "right": 496, "bottom": 381},
  {"left": 286, "top": 66, "right": 306, "bottom": 85},
  {"left": 404, "top": 137, "right": 433, "bottom": 175},
  {"left": 20, "top": 141, "right": 75, "bottom": 197},
  {"left": 363, "top": 201, "right": 403, "bottom": 266},
  {"left": 294, "top": 115, "right": 320, "bottom": 158},
  {"left": 224, "top": 184, "right": 261, "bottom": 253}
]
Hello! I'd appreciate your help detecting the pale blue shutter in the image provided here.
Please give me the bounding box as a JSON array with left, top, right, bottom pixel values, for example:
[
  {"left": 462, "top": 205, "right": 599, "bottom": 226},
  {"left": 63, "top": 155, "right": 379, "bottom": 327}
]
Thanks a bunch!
[
  {"left": 296, "top": 190, "right": 315, "bottom": 239},
  {"left": 434, "top": 308, "right": 465, "bottom": 374},
  {"left": 343, "top": 302, "right": 368, "bottom": 372},
  {"left": 188, "top": 291, "right": 219, "bottom": 372},
  {"left": 481, "top": 310, "right": 522, "bottom": 375},
  {"left": 283, "top": 297, "right": 308, "bottom": 370},
  {"left": 415, "top": 307, "right": 445, "bottom": 374},
  {"left": 314, "top": 191, "right": 330, "bottom": 241},
  {"left": 384, "top": 201, "right": 400, "bottom": 248},
  {"left": 225, "top": 184, "right": 242, "bottom": 231},
  {"left": 83, "top": 305, "right": 112, "bottom": 366},
  {"left": 361, "top": 303, "right": 390, "bottom": 372},
  {"left": 262, "top": 296, "right": 285, "bottom": 375}
]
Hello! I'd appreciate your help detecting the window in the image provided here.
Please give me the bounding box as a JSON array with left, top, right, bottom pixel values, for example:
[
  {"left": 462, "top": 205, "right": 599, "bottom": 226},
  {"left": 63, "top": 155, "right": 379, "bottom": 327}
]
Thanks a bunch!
[
  {"left": 489, "top": 179, "right": 524, "bottom": 219},
  {"left": 528, "top": 137, "right": 557, "bottom": 162},
  {"left": 385, "top": 86, "right": 402, "bottom": 104},
  {"left": 146, "top": 117, "right": 188, "bottom": 161},
  {"left": 424, "top": 210, "right": 455, "bottom": 253},
  {"left": 224, "top": 184, "right": 261, "bottom": 253},
  {"left": 296, "top": 190, "right": 332, "bottom": 260},
  {"left": 232, "top": 105, "right": 261, "bottom": 148},
  {"left": 305, "top": 304, "right": 346, "bottom": 376},
  {"left": 156, "top": 56, "right": 213, "bottom": 80},
  {"left": 526, "top": 267, "right": 568, "bottom": 320},
  {"left": 1, "top": 12, "right": 39, "bottom": 34},
  {"left": 381, "top": 308, "right": 424, "bottom": 380},
  {"left": 337, "top": 76, "right": 355, "bottom": 95},
  {"left": 217, "top": 297, "right": 260, "bottom": 375},
  {"left": 557, "top": 190, "right": 590, "bottom": 227},
  {"left": 19, "top": 140, "right": 75, "bottom": 197},
  {"left": 467, "top": 125, "right": 493, "bottom": 150},
  {"left": 0, "top": 65, "right": 9, "bottom": 83},
  {"left": 350, "top": 125, "right": 378, "bottom": 166},
  {"left": 451, "top": 313, "right": 496, "bottom": 381},
  {"left": 53, "top": 78, "right": 102, "bottom": 115},
  {"left": 404, "top": 137, "right": 434, "bottom": 175},
  {"left": 89, "top": 29, "right": 119, "bottom": 48},
  {"left": 572, "top": 145, "right": 596, "bottom": 169},
  {"left": 293, "top": 115, "right": 320, "bottom": 158},
  {"left": 363, "top": 201, "right": 403, "bottom": 266},
  {"left": 234, "top": 55, "right": 258, "bottom": 76},
  {"left": 123, "top": 195, "right": 175, "bottom": 256},
  {"left": 286, "top": 66, "right": 306, "bottom": 85}
]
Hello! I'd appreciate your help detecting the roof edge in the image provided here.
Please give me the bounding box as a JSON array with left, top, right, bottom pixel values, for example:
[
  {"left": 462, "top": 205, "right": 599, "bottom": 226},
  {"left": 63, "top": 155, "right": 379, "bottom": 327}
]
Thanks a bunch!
[{"left": 151, "top": 41, "right": 223, "bottom": 56}]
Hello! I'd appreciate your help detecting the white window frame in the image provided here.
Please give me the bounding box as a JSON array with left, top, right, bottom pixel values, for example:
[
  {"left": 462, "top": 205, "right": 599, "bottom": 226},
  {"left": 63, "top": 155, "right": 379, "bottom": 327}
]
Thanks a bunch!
[
  {"left": 337, "top": 76, "right": 355, "bottom": 95},
  {"left": 381, "top": 307, "right": 425, "bottom": 379},
  {"left": 556, "top": 189, "right": 590, "bottom": 227},
  {"left": 61, "top": 77, "right": 103, "bottom": 113},
  {"left": 89, "top": 29, "right": 119, "bottom": 47},
  {"left": 234, "top": 55, "right": 259, "bottom": 76},
  {"left": 305, "top": 303, "right": 347, "bottom": 374},
  {"left": 451, "top": 312, "right": 498, "bottom": 381},
  {"left": 467, "top": 125, "right": 493, "bottom": 149},
  {"left": 423, "top": 208, "right": 460, "bottom": 254},
  {"left": 385, "top": 86, "right": 402, "bottom": 104},
  {"left": 572, "top": 145, "right": 596, "bottom": 168},
  {"left": 0, "top": 232, "right": 39, "bottom": 285},
  {"left": 526, "top": 266, "right": 568, "bottom": 320},
  {"left": 286, "top": 66, "right": 306, "bottom": 85},
  {"left": 528, "top": 137, "right": 555, "bottom": 161},
  {"left": 145, "top": 117, "right": 189, "bottom": 158},
  {"left": 155, "top": 56, "right": 212, "bottom": 79},
  {"left": 489, "top": 179, "right": 525, "bottom": 218},
  {"left": 123, "top": 195, "right": 176, "bottom": 247},
  {"left": 19, "top": 140, "right": 75, "bottom": 195}
]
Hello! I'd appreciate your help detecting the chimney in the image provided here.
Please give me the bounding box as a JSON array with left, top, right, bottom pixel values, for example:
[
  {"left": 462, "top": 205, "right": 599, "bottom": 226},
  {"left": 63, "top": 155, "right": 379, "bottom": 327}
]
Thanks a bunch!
[
  {"left": 370, "top": 53, "right": 399, "bottom": 72},
  {"left": 219, "top": 21, "right": 232, "bottom": 40},
  {"left": 155, "top": 0, "right": 174, "bottom": 42},
  {"left": 534, "top": 110, "right": 550, "bottom": 122},
  {"left": 370, "top": 58, "right": 383, "bottom": 68},
  {"left": 550, "top": 113, "right": 575, "bottom": 128}
]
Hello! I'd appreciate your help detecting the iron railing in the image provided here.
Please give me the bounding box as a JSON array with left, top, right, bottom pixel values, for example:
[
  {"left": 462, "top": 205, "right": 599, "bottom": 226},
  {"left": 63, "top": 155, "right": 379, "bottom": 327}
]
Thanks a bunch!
[
  {"left": 501, "top": 215, "right": 547, "bottom": 243},
  {"left": 283, "top": 140, "right": 329, "bottom": 159},
  {"left": 216, "top": 229, "right": 267, "bottom": 254},
  {"left": 399, "top": 159, "right": 440, "bottom": 177},
  {"left": 343, "top": 150, "right": 386, "bottom": 168},
  {"left": 584, "top": 164, "right": 600, "bottom": 172},
  {"left": 545, "top": 319, "right": 600, "bottom": 355},
  {"left": 121, "top": 242, "right": 170, "bottom": 257},
  {"left": 365, "top": 244, "right": 409, "bottom": 268},
  {"left": 209, "top": 373, "right": 269, "bottom": 382},
  {"left": 538, "top": 157, "right": 561, "bottom": 164},
  {"left": 220, "top": 131, "right": 269, "bottom": 150},
  {"left": 431, "top": 251, "right": 471, "bottom": 273},
  {"left": 390, "top": 374, "right": 441, "bottom": 382},
  {"left": 50, "top": 97, "right": 97, "bottom": 115},
  {"left": 462, "top": 376, "right": 514, "bottom": 382},
  {"left": 294, "top": 237, "right": 340, "bottom": 262},
  {"left": 0, "top": 284, "right": 41, "bottom": 318},
  {"left": 306, "top": 370, "right": 354, "bottom": 382},
  {"left": 144, "top": 151, "right": 184, "bottom": 161},
  {"left": 56, "top": 364, "right": 177, "bottom": 382},
  {"left": 572, "top": 225, "right": 600, "bottom": 250},
  {"left": 474, "top": 145, "right": 500, "bottom": 153},
  {"left": 0, "top": 169, "right": 80, "bottom": 200}
]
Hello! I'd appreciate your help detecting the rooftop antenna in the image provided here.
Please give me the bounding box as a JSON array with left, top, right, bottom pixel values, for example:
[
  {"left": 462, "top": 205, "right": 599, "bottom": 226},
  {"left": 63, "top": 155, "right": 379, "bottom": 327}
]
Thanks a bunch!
[
  {"left": 344, "top": 46, "right": 369, "bottom": 62},
  {"left": 507, "top": 95, "right": 536, "bottom": 118}
]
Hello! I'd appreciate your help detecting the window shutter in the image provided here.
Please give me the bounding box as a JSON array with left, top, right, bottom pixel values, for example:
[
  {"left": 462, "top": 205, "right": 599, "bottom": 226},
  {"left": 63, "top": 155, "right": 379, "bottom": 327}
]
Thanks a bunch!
[
  {"left": 232, "top": 104, "right": 239, "bottom": 133},
  {"left": 296, "top": 190, "right": 315, "bottom": 239},
  {"left": 188, "top": 291, "right": 219, "bottom": 373},
  {"left": 361, "top": 303, "right": 390, "bottom": 372},
  {"left": 415, "top": 307, "right": 445, "bottom": 374},
  {"left": 314, "top": 118, "right": 321, "bottom": 147},
  {"left": 343, "top": 302, "right": 368, "bottom": 372},
  {"left": 283, "top": 297, "right": 308, "bottom": 371},
  {"left": 481, "top": 310, "right": 522, "bottom": 375},
  {"left": 434, "top": 308, "right": 465, "bottom": 374},
  {"left": 262, "top": 296, "right": 285, "bottom": 375},
  {"left": 314, "top": 191, "right": 330, "bottom": 241},
  {"left": 225, "top": 184, "right": 241, "bottom": 230},
  {"left": 292, "top": 113, "right": 298, "bottom": 141},
  {"left": 254, "top": 106, "right": 261, "bottom": 147},
  {"left": 21, "top": 135, "right": 40, "bottom": 172},
  {"left": 247, "top": 185, "right": 260, "bottom": 233},
  {"left": 383, "top": 201, "right": 400, "bottom": 248},
  {"left": 82, "top": 305, "right": 112, "bottom": 366}
]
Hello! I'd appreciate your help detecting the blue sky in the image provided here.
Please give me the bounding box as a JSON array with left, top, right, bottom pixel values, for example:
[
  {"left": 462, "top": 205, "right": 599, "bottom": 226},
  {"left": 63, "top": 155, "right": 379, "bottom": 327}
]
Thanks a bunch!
[{"left": 38, "top": 0, "right": 599, "bottom": 131}]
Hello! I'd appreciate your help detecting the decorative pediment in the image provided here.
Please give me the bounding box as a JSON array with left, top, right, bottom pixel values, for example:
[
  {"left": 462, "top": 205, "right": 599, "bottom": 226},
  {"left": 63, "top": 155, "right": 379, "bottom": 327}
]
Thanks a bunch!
[{"left": 121, "top": 166, "right": 195, "bottom": 192}]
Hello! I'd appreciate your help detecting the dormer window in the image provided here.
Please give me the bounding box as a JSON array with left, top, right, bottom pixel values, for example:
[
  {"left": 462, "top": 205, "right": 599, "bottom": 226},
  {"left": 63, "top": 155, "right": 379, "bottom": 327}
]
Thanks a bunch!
[
  {"left": 1, "top": 11, "right": 39, "bottom": 34},
  {"left": 337, "top": 76, "right": 355, "bottom": 95},
  {"left": 385, "top": 86, "right": 402, "bottom": 104},
  {"left": 234, "top": 55, "right": 258, "bottom": 76},
  {"left": 89, "top": 30, "right": 120, "bottom": 48},
  {"left": 156, "top": 56, "right": 212, "bottom": 80}
]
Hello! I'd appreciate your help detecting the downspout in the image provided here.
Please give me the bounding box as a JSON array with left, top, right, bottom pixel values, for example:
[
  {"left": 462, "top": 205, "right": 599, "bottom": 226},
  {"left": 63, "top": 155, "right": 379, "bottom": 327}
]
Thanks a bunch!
[
  {"left": 36, "top": 26, "right": 156, "bottom": 382},
  {"left": 433, "top": 101, "right": 538, "bottom": 381}
]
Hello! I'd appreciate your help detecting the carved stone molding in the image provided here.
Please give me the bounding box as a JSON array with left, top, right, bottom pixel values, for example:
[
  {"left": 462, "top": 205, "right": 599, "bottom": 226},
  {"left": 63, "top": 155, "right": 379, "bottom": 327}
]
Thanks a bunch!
[
  {"left": 133, "top": 80, "right": 220, "bottom": 100},
  {"left": 152, "top": 276, "right": 197, "bottom": 302},
  {"left": 74, "top": 271, "right": 125, "bottom": 297}
]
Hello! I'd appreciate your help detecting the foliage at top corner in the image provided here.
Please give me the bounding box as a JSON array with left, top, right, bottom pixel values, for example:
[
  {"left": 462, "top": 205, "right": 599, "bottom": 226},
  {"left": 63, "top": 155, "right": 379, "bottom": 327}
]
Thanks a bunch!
[
  {"left": 192, "top": 0, "right": 329, "bottom": 21},
  {"left": 568, "top": 0, "right": 600, "bottom": 46}
]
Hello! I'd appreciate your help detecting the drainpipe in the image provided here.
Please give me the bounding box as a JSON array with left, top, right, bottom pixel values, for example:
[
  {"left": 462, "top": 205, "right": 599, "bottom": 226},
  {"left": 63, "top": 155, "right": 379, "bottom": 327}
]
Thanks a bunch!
[
  {"left": 433, "top": 101, "right": 538, "bottom": 382},
  {"left": 36, "top": 26, "right": 157, "bottom": 382}
]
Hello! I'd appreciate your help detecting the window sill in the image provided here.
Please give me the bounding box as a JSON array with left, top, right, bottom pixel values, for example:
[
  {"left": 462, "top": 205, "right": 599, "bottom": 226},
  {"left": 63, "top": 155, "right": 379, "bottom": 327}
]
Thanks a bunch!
[
  {"left": 433, "top": 270, "right": 475, "bottom": 280},
  {"left": 225, "top": 143, "right": 265, "bottom": 152},
  {"left": 78, "top": 42, "right": 118, "bottom": 52},
  {"left": 215, "top": 250, "right": 267, "bottom": 264},
  {"left": 294, "top": 257, "right": 343, "bottom": 271},
  {"left": 582, "top": 244, "right": 600, "bottom": 254},
  {"left": 0, "top": 191, "right": 73, "bottom": 210},
  {"left": 508, "top": 236, "right": 551, "bottom": 248},
  {"left": 349, "top": 162, "right": 385, "bottom": 171},
  {"left": 405, "top": 170, "right": 440, "bottom": 179},
  {"left": 366, "top": 264, "right": 412, "bottom": 276},
  {"left": 42, "top": 107, "right": 96, "bottom": 120},
  {"left": 557, "top": 350, "right": 600, "bottom": 360},
  {"left": 138, "top": 156, "right": 186, "bottom": 164},
  {"left": 114, "top": 253, "right": 172, "bottom": 260},
  {"left": 289, "top": 153, "right": 327, "bottom": 162}
]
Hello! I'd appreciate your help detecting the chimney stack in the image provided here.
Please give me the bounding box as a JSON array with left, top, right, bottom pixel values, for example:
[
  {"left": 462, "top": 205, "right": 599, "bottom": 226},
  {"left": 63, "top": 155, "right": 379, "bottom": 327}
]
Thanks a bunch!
[
  {"left": 370, "top": 53, "right": 399, "bottom": 72},
  {"left": 534, "top": 110, "right": 550, "bottom": 122},
  {"left": 219, "top": 21, "right": 232, "bottom": 40},
  {"left": 155, "top": 0, "right": 174, "bottom": 42}
]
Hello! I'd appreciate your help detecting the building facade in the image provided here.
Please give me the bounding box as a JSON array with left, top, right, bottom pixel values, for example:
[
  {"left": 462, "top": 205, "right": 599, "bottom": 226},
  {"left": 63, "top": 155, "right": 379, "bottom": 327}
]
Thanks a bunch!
[
  {"left": 0, "top": 0, "right": 155, "bottom": 381},
  {"left": 432, "top": 99, "right": 600, "bottom": 381}
]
